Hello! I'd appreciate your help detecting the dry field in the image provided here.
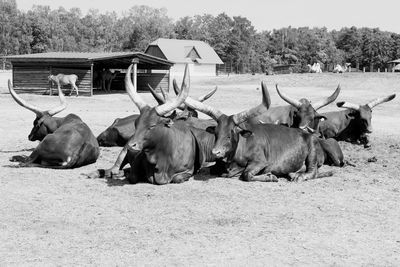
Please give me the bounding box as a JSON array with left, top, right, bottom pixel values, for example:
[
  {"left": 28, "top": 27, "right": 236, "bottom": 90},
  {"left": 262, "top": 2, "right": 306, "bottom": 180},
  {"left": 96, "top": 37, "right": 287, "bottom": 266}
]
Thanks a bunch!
[{"left": 0, "top": 71, "right": 399, "bottom": 265}]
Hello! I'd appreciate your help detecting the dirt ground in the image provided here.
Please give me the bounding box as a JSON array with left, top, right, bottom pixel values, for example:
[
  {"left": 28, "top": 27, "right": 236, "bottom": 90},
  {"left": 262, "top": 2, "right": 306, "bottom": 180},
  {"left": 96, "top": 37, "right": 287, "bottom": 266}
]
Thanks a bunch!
[{"left": 0, "top": 71, "right": 399, "bottom": 265}]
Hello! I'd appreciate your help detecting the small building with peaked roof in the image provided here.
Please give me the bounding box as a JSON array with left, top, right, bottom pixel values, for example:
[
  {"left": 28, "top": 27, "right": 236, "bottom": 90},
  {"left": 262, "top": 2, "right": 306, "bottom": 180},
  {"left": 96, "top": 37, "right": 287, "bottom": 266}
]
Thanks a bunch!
[
  {"left": 145, "top": 38, "right": 223, "bottom": 80},
  {"left": 6, "top": 52, "right": 173, "bottom": 96}
]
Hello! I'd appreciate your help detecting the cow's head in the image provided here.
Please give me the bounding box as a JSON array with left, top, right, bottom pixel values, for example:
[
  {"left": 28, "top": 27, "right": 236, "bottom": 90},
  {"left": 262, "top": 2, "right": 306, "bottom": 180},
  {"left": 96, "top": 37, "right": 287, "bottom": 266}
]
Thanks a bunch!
[
  {"left": 276, "top": 84, "right": 340, "bottom": 133},
  {"left": 8, "top": 80, "right": 67, "bottom": 141},
  {"left": 185, "top": 81, "right": 271, "bottom": 159},
  {"left": 125, "top": 63, "right": 189, "bottom": 152},
  {"left": 337, "top": 94, "right": 396, "bottom": 134}
]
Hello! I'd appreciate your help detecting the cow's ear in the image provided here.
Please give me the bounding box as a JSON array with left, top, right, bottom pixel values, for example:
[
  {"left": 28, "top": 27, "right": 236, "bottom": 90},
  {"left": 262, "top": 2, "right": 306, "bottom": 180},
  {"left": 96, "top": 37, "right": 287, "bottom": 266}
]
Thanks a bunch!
[
  {"left": 206, "top": 126, "right": 215, "bottom": 134},
  {"left": 345, "top": 111, "right": 357, "bottom": 119},
  {"left": 164, "top": 119, "right": 174, "bottom": 127},
  {"left": 239, "top": 129, "right": 253, "bottom": 138}
]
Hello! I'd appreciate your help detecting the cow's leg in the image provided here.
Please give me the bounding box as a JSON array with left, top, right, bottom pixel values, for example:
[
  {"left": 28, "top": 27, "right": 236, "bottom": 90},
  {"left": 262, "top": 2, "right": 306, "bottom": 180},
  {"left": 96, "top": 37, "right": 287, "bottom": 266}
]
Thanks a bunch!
[
  {"left": 87, "top": 146, "right": 128, "bottom": 179},
  {"left": 222, "top": 161, "right": 244, "bottom": 179},
  {"left": 72, "top": 83, "right": 79, "bottom": 97},
  {"left": 290, "top": 140, "right": 319, "bottom": 182},
  {"left": 107, "top": 80, "right": 112, "bottom": 92},
  {"left": 171, "top": 170, "right": 193, "bottom": 184},
  {"left": 241, "top": 162, "right": 278, "bottom": 182}
]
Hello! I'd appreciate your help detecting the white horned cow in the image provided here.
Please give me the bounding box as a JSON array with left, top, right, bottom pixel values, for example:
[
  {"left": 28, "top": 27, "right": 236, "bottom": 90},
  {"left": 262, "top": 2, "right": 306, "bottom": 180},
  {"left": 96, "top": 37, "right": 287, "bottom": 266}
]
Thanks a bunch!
[
  {"left": 48, "top": 74, "right": 79, "bottom": 97},
  {"left": 333, "top": 63, "right": 351, "bottom": 73},
  {"left": 307, "top": 63, "right": 322, "bottom": 73}
]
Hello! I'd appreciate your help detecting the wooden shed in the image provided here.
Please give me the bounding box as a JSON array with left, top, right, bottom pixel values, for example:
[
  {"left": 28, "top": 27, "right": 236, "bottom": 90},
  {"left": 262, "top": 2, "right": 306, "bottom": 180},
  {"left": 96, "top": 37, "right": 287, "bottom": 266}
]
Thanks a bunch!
[{"left": 6, "top": 52, "right": 173, "bottom": 96}]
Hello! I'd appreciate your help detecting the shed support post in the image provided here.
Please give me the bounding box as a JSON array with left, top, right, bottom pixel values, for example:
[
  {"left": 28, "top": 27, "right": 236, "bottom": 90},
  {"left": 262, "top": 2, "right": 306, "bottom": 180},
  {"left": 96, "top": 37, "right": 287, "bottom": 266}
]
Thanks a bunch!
[
  {"left": 132, "top": 58, "right": 139, "bottom": 92},
  {"left": 49, "top": 66, "right": 52, "bottom": 96},
  {"left": 90, "top": 63, "right": 94, "bottom": 96}
]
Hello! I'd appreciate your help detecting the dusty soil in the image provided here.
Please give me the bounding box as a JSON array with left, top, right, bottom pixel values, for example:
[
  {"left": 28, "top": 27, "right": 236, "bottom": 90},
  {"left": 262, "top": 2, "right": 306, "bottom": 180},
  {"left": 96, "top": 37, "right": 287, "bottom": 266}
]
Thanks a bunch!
[{"left": 0, "top": 71, "right": 399, "bottom": 265}]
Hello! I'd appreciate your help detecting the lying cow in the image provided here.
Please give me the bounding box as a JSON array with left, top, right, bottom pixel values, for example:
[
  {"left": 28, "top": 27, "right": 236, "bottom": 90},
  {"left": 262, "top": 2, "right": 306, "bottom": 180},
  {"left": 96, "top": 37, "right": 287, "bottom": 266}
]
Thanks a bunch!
[
  {"left": 184, "top": 85, "right": 334, "bottom": 182},
  {"left": 319, "top": 94, "right": 396, "bottom": 147},
  {"left": 48, "top": 74, "right": 79, "bottom": 97},
  {"left": 253, "top": 84, "right": 341, "bottom": 133},
  {"left": 8, "top": 80, "right": 99, "bottom": 168},
  {"left": 126, "top": 120, "right": 224, "bottom": 184}
]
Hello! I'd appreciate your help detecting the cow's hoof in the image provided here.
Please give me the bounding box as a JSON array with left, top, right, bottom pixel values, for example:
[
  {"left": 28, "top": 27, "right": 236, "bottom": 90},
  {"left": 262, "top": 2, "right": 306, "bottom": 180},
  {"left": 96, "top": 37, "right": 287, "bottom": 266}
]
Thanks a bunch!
[
  {"left": 289, "top": 172, "right": 304, "bottom": 182},
  {"left": 10, "top": 155, "right": 28, "bottom": 162}
]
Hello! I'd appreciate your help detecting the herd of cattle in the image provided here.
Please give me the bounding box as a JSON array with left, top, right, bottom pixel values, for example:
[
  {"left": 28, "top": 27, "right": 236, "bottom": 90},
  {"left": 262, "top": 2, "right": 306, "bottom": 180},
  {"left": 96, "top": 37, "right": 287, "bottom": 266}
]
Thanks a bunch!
[{"left": 8, "top": 63, "right": 396, "bottom": 184}]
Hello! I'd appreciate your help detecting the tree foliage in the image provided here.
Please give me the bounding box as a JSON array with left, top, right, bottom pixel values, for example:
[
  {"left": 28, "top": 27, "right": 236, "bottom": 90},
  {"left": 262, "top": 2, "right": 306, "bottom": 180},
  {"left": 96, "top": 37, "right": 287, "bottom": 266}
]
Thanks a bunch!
[{"left": 1, "top": 1, "right": 400, "bottom": 72}]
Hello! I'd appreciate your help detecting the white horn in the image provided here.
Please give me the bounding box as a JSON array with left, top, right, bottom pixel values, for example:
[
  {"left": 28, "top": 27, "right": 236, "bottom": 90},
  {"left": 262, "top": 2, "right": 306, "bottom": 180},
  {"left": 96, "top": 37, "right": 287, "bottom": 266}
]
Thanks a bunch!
[
  {"left": 125, "top": 64, "right": 148, "bottom": 112},
  {"left": 367, "top": 94, "right": 396, "bottom": 109},
  {"left": 8, "top": 79, "right": 45, "bottom": 116},
  {"left": 312, "top": 84, "right": 341, "bottom": 110}
]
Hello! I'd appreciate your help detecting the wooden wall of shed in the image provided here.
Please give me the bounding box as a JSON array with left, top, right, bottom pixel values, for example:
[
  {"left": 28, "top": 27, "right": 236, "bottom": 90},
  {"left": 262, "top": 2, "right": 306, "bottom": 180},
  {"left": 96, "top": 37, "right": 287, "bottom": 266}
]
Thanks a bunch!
[
  {"left": 137, "top": 73, "right": 169, "bottom": 92},
  {"left": 13, "top": 66, "right": 50, "bottom": 94},
  {"left": 13, "top": 66, "right": 92, "bottom": 96}
]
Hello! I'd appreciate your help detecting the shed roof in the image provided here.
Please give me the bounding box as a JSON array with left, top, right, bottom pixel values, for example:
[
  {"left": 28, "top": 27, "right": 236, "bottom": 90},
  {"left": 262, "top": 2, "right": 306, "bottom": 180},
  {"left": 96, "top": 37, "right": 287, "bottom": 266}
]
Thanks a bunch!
[
  {"left": 6, "top": 52, "right": 173, "bottom": 68},
  {"left": 145, "top": 38, "right": 223, "bottom": 64},
  {"left": 388, "top": 59, "right": 400, "bottom": 64}
]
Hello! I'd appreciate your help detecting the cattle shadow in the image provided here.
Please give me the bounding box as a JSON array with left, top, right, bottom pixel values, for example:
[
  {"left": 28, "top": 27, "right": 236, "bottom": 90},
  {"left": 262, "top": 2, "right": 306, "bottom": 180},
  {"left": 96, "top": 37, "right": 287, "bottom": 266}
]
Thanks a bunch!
[
  {"left": 193, "top": 168, "right": 219, "bottom": 181},
  {"left": 0, "top": 148, "right": 35, "bottom": 153}
]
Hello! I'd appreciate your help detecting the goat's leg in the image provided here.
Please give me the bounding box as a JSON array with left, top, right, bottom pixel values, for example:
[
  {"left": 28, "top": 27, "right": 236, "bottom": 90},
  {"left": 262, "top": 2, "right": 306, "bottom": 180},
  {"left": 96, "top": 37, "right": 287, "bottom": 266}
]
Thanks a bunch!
[{"left": 72, "top": 83, "right": 79, "bottom": 97}]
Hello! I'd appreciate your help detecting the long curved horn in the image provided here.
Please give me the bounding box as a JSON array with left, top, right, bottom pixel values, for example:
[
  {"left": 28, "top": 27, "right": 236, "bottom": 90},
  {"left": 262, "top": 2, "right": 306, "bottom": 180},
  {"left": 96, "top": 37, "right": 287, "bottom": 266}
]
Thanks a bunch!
[
  {"left": 173, "top": 79, "right": 217, "bottom": 103},
  {"left": 232, "top": 81, "right": 271, "bottom": 125},
  {"left": 184, "top": 95, "right": 224, "bottom": 121},
  {"left": 159, "top": 86, "right": 171, "bottom": 102},
  {"left": 147, "top": 84, "right": 165, "bottom": 105},
  {"left": 47, "top": 86, "right": 67, "bottom": 116},
  {"left": 367, "top": 94, "right": 396, "bottom": 109},
  {"left": 312, "top": 84, "right": 341, "bottom": 110},
  {"left": 198, "top": 86, "right": 217, "bottom": 102},
  {"left": 337, "top": 101, "right": 360, "bottom": 110},
  {"left": 155, "top": 64, "right": 190, "bottom": 116},
  {"left": 8, "top": 79, "right": 45, "bottom": 116},
  {"left": 125, "top": 64, "right": 148, "bottom": 112},
  {"left": 276, "top": 84, "right": 302, "bottom": 108}
]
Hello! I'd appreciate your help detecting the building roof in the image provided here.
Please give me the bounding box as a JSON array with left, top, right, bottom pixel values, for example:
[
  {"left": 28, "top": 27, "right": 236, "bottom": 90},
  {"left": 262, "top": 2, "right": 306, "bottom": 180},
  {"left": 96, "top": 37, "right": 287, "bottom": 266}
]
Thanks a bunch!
[
  {"left": 6, "top": 52, "right": 173, "bottom": 68},
  {"left": 145, "top": 38, "right": 223, "bottom": 64},
  {"left": 388, "top": 59, "right": 400, "bottom": 64}
]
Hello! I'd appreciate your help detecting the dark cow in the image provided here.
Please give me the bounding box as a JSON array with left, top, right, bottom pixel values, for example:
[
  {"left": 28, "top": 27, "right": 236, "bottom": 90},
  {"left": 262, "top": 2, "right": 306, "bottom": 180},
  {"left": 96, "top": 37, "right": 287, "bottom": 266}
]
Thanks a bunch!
[
  {"left": 184, "top": 86, "right": 333, "bottom": 182},
  {"left": 253, "top": 84, "right": 341, "bottom": 133},
  {"left": 97, "top": 114, "right": 140, "bottom": 147},
  {"left": 126, "top": 120, "right": 222, "bottom": 184},
  {"left": 319, "top": 94, "right": 396, "bottom": 147},
  {"left": 8, "top": 80, "right": 99, "bottom": 168},
  {"left": 316, "top": 138, "right": 344, "bottom": 167}
]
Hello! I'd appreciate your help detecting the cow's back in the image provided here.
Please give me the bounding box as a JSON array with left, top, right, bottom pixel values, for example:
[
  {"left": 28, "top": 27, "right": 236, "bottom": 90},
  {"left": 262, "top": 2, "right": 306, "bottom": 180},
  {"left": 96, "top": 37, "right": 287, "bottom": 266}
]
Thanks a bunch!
[{"left": 250, "top": 105, "right": 294, "bottom": 126}]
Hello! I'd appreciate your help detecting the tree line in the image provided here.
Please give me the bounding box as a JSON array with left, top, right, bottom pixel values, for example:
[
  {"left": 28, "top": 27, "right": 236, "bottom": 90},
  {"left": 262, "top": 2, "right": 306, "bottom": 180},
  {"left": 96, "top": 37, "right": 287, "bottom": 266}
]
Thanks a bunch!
[{"left": 2, "top": 0, "right": 400, "bottom": 72}]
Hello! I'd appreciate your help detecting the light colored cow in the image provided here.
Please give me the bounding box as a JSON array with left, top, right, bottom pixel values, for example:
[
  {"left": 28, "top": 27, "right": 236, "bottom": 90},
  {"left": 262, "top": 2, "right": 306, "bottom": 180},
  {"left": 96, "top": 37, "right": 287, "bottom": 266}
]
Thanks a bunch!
[{"left": 48, "top": 74, "right": 79, "bottom": 96}]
